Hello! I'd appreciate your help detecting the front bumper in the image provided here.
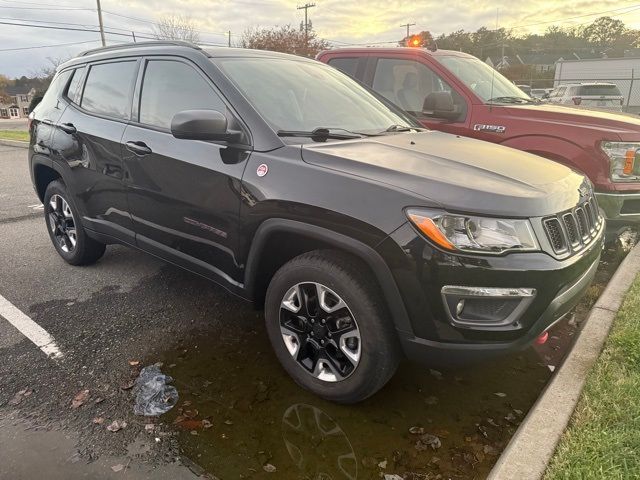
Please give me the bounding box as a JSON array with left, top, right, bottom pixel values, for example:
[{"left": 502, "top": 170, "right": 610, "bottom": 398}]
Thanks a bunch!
[
  {"left": 377, "top": 220, "right": 604, "bottom": 367},
  {"left": 596, "top": 191, "right": 640, "bottom": 231}
]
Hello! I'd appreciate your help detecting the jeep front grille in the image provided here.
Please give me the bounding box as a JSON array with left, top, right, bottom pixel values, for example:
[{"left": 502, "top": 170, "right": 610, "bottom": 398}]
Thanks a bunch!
[{"left": 543, "top": 194, "right": 603, "bottom": 256}]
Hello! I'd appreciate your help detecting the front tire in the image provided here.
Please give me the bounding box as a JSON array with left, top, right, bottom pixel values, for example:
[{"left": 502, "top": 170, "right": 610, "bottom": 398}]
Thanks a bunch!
[
  {"left": 44, "top": 180, "right": 106, "bottom": 266},
  {"left": 265, "top": 250, "right": 400, "bottom": 403}
]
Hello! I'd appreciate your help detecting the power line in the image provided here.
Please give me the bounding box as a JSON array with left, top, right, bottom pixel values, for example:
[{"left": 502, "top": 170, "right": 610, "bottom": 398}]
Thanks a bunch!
[
  {"left": 297, "top": 2, "right": 316, "bottom": 46},
  {"left": 0, "top": 40, "right": 102, "bottom": 53}
]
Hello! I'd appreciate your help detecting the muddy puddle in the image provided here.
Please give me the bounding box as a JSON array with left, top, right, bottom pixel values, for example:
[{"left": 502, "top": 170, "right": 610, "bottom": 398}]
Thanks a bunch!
[{"left": 152, "top": 238, "right": 632, "bottom": 480}]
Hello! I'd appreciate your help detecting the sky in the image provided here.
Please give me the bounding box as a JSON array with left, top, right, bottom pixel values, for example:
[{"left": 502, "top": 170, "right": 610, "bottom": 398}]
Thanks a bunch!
[{"left": 1, "top": 0, "right": 640, "bottom": 77}]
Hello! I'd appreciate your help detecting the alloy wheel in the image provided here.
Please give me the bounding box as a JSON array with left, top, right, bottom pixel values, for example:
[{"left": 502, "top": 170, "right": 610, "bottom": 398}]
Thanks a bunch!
[
  {"left": 280, "top": 282, "right": 361, "bottom": 382},
  {"left": 48, "top": 194, "right": 77, "bottom": 253}
]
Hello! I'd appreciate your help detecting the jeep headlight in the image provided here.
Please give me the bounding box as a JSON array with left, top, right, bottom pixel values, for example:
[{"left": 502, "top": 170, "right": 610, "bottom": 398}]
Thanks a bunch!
[
  {"left": 601, "top": 142, "right": 640, "bottom": 183},
  {"left": 407, "top": 210, "right": 539, "bottom": 254}
]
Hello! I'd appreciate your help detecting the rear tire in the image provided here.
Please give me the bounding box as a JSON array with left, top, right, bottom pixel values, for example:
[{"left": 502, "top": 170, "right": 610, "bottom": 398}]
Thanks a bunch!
[
  {"left": 265, "top": 250, "right": 400, "bottom": 403},
  {"left": 44, "top": 180, "right": 106, "bottom": 266}
]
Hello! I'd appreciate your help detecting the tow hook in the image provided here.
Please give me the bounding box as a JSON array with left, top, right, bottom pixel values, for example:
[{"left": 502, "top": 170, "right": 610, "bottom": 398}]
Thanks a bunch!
[{"left": 535, "top": 331, "right": 549, "bottom": 345}]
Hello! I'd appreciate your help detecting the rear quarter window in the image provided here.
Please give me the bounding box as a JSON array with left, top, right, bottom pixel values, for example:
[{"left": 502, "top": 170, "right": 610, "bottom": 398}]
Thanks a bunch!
[
  {"left": 35, "top": 69, "right": 73, "bottom": 113},
  {"left": 66, "top": 66, "right": 86, "bottom": 104},
  {"left": 81, "top": 61, "right": 138, "bottom": 120}
]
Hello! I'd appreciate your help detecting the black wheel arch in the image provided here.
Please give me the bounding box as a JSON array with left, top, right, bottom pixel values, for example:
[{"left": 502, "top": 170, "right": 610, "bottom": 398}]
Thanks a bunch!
[{"left": 243, "top": 218, "right": 413, "bottom": 334}]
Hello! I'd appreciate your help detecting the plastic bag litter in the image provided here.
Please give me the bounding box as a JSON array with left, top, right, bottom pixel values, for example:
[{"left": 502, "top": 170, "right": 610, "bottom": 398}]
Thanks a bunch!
[{"left": 133, "top": 365, "right": 179, "bottom": 416}]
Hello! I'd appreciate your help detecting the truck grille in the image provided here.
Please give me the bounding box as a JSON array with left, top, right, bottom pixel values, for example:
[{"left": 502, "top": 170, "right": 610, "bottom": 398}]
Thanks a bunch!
[{"left": 542, "top": 194, "right": 602, "bottom": 255}]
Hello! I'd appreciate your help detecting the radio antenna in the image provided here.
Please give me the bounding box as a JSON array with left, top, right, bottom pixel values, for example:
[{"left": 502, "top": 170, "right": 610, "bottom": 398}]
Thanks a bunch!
[{"left": 489, "top": 8, "right": 498, "bottom": 111}]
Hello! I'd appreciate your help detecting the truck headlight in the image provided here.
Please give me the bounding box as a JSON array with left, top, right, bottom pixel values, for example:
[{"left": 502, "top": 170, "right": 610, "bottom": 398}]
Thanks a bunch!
[
  {"left": 406, "top": 209, "right": 539, "bottom": 254},
  {"left": 601, "top": 142, "right": 640, "bottom": 182}
]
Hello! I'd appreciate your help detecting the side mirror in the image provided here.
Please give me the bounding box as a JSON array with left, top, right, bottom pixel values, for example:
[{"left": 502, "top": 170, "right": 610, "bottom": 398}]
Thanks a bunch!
[
  {"left": 422, "top": 91, "right": 460, "bottom": 120},
  {"left": 170, "top": 109, "right": 241, "bottom": 142}
]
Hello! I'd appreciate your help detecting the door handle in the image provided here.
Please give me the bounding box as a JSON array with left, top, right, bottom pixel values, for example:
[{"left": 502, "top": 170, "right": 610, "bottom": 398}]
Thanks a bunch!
[
  {"left": 125, "top": 141, "right": 152, "bottom": 156},
  {"left": 59, "top": 122, "right": 77, "bottom": 134}
]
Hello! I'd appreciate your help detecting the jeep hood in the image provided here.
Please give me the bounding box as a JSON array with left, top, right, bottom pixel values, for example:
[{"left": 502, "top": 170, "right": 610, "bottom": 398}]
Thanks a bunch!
[{"left": 301, "top": 130, "right": 587, "bottom": 218}]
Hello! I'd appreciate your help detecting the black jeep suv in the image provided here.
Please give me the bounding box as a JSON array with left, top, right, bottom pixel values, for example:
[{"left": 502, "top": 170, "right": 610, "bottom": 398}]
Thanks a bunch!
[{"left": 29, "top": 41, "right": 604, "bottom": 403}]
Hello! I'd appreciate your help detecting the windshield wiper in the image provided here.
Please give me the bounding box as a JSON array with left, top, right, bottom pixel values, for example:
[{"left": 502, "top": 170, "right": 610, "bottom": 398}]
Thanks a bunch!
[
  {"left": 385, "top": 124, "right": 416, "bottom": 132},
  {"left": 488, "top": 96, "right": 537, "bottom": 104},
  {"left": 276, "top": 127, "right": 363, "bottom": 141}
]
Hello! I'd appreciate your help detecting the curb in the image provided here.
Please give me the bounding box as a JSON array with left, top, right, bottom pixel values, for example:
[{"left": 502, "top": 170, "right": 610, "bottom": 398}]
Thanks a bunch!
[
  {"left": 0, "top": 139, "right": 29, "bottom": 149},
  {"left": 487, "top": 243, "right": 640, "bottom": 480}
]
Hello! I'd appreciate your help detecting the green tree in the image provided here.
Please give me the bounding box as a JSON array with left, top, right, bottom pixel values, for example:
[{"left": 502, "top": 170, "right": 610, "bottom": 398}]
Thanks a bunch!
[{"left": 581, "top": 16, "right": 627, "bottom": 48}]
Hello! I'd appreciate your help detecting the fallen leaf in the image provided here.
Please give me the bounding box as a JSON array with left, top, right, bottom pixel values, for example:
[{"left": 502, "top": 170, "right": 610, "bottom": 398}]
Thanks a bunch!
[
  {"left": 409, "top": 426, "right": 425, "bottom": 435},
  {"left": 8, "top": 388, "right": 32, "bottom": 406},
  {"left": 94, "top": 397, "right": 104, "bottom": 404},
  {"left": 202, "top": 419, "right": 213, "bottom": 429},
  {"left": 182, "top": 401, "right": 192, "bottom": 407},
  {"left": 106, "top": 420, "right": 127, "bottom": 432},
  {"left": 111, "top": 464, "right": 124, "bottom": 472},
  {"left": 494, "top": 392, "right": 507, "bottom": 398},
  {"left": 184, "top": 409, "right": 199, "bottom": 419},
  {"left": 128, "top": 360, "right": 140, "bottom": 366},
  {"left": 120, "top": 380, "right": 135, "bottom": 391},
  {"left": 419, "top": 433, "right": 442, "bottom": 450},
  {"left": 92, "top": 417, "right": 104, "bottom": 425},
  {"left": 263, "top": 463, "right": 276, "bottom": 473},
  {"left": 378, "top": 460, "right": 387, "bottom": 469},
  {"left": 224, "top": 419, "right": 233, "bottom": 425},
  {"left": 145, "top": 424, "right": 155, "bottom": 432},
  {"left": 71, "top": 390, "right": 90, "bottom": 409}
]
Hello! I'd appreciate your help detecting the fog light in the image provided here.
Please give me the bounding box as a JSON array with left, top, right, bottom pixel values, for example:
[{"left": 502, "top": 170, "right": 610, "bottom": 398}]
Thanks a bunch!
[{"left": 441, "top": 286, "right": 536, "bottom": 328}]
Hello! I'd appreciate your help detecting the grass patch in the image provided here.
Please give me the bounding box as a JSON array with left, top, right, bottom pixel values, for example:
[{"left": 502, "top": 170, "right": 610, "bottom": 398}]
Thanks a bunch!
[
  {"left": 545, "top": 273, "right": 640, "bottom": 480},
  {"left": 0, "top": 130, "right": 29, "bottom": 142}
]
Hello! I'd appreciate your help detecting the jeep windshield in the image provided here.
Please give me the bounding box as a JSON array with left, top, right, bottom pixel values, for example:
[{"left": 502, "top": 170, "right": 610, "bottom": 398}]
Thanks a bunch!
[
  {"left": 435, "top": 55, "right": 534, "bottom": 105},
  {"left": 215, "top": 56, "right": 417, "bottom": 137}
]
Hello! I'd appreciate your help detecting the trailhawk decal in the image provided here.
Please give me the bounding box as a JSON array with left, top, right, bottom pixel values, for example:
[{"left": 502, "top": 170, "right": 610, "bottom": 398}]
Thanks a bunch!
[{"left": 474, "top": 124, "right": 507, "bottom": 134}]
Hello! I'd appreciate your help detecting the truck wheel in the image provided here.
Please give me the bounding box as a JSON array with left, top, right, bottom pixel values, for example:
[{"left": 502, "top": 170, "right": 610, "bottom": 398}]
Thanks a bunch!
[
  {"left": 265, "top": 250, "right": 400, "bottom": 403},
  {"left": 44, "top": 180, "right": 106, "bottom": 266}
]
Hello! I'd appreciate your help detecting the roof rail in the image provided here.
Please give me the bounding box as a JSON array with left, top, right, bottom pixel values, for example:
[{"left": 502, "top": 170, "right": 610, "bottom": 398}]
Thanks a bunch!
[{"left": 79, "top": 40, "right": 201, "bottom": 57}]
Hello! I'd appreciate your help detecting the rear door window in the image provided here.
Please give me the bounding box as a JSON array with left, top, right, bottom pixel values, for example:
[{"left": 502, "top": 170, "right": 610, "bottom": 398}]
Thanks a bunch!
[
  {"left": 138, "top": 60, "right": 226, "bottom": 130},
  {"left": 81, "top": 61, "right": 137, "bottom": 120},
  {"left": 327, "top": 57, "right": 359, "bottom": 78}
]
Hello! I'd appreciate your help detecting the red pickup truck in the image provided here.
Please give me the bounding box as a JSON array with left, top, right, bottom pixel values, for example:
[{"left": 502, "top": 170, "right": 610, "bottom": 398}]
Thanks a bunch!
[{"left": 317, "top": 47, "right": 640, "bottom": 235}]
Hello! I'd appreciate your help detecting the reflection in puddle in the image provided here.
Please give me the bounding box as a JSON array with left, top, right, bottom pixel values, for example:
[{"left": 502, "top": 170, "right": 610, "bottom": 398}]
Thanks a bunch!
[
  {"left": 157, "top": 318, "right": 552, "bottom": 479},
  {"left": 282, "top": 404, "right": 357, "bottom": 480}
]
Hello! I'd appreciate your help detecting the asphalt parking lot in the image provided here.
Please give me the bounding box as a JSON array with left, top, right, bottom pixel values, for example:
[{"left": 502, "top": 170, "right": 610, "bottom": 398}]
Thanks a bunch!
[{"left": 0, "top": 143, "right": 615, "bottom": 479}]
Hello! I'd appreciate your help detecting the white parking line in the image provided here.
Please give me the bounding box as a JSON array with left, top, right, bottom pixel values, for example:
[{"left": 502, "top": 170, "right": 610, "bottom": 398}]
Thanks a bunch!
[{"left": 0, "top": 294, "right": 63, "bottom": 359}]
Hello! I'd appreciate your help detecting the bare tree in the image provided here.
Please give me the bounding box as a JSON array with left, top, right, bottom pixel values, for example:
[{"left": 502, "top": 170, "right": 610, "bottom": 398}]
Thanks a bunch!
[
  {"left": 241, "top": 25, "right": 330, "bottom": 58},
  {"left": 153, "top": 14, "right": 200, "bottom": 44}
]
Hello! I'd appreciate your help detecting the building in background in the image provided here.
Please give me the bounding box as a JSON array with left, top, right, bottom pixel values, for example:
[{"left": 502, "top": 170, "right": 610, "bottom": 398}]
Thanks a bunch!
[{"left": 0, "top": 86, "right": 36, "bottom": 119}]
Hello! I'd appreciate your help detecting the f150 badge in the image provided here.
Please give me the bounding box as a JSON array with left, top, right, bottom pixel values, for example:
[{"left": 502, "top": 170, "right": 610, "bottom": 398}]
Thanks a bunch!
[{"left": 474, "top": 124, "right": 506, "bottom": 134}]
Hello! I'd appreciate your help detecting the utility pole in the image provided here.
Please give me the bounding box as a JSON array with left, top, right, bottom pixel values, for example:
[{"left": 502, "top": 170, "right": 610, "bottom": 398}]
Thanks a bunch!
[
  {"left": 400, "top": 22, "right": 415, "bottom": 39},
  {"left": 297, "top": 2, "right": 316, "bottom": 49},
  {"left": 228, "top": 30, "right": 231, "bottom": 48},
  {"left": 96, "top": 0, "right": 106, "bottom": 46}
]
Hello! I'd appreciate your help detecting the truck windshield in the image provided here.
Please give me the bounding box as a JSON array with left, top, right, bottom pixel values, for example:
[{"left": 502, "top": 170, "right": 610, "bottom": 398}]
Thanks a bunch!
[
  {"left": 436, "top": 55, "right": 532, "bottom": 104},
  {"left": 215, "top": 56, "right": 416, "bottom": 134}
]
